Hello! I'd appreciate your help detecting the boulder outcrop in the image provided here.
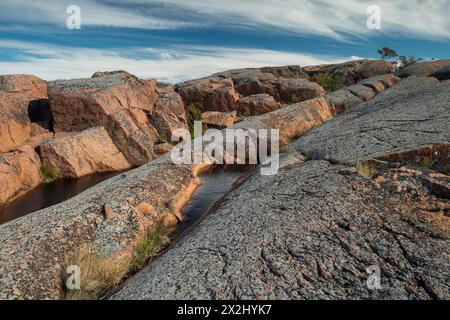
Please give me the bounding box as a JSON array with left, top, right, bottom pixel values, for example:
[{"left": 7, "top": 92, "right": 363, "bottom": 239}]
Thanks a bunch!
[
  {"left": 397, "top": 59, "right": 450, "bottom": 78},
  {"left": 278, "top": 78, "right": 325, "bottom": 103},
  {"left": 38, "top": 126, "right": 130, "bottom": 179},
  {"left": 176, "top": 77, "right": 239, "bottom": 112},
  {"left": 0, "top": 74, "right": 47, "bottom": 101},
  {"left": 233, "top": 74, "right": 399, "bottom": 146},
  {"left": 304, "top": 59, "right": 396, "bottom": 85},
  {"left": 236, "top": 94, "right": 282, "bottom": 116},
  {"left": 151, "top": 91, "right": 188, "bottom": 141},
  {"left": 177, "top": 60, "right": 392, "bottom": 116},
  {"left": 430, "top": 65, "right": 450, "bottom": 81},
  {"left": 0, "top": 92, "right": 30, "bottom": 153},
  {"left": 0, "top": 145, "right": 42, "bottom": 207},
  {"left": 0, "top": 75, "right": 49, "bottom": 152},
  {"left": 202, "top": 111, "right": 237, "bottom": 128},
  {"left": 48, "top": 73, "right": 157, "bottom": 165}
]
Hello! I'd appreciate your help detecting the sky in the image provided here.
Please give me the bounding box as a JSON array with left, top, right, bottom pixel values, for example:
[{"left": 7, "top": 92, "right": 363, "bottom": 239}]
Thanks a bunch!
[{"left": 0, "top": 0, "right": 449, "bottom": 83}]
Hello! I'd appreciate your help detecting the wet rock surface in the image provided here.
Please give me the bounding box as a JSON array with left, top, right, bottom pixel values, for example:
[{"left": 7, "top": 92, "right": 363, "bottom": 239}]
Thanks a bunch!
[{"left": 0, "top": 154, "right": 204, "bottom": 299}]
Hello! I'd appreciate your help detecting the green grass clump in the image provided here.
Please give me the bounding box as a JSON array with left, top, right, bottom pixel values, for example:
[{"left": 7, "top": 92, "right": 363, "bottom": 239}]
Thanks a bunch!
[
  {"left": 312, "top": 73, "right": 345, "bottom": 92},
  {"left": 416, "top": 157, "right": 435, "bottom": 170},
  {"left": 128, "top": 220, "right": 172, "bottom": 273},
  {"left": 41, "top": 164, "right": 59, "bottom": 183}
]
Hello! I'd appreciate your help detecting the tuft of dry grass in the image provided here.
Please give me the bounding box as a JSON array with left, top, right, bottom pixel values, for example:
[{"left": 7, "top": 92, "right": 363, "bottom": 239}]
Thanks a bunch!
[
  {"left": 62, "top": 245, "right": 128, "bottom": 300},
  {"left": 62, "top": 219, "right": 172, "bottom": 300},
  {"left": 0, "top": 194, "right": 9, "bottom": 208},
  {"left": 356, "top": 161, "right": 380, "bottom": 179}
]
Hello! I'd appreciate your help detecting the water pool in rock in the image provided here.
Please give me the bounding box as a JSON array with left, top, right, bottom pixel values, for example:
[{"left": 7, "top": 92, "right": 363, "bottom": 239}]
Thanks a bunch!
[{"left": 0, "top": 171, "right": 125, "bottom": 225}]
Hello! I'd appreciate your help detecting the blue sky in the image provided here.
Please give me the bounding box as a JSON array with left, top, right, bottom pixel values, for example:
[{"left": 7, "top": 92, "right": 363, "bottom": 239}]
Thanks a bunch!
[{"left": 0, "top": 0, "right": 449, "bottom": 82}]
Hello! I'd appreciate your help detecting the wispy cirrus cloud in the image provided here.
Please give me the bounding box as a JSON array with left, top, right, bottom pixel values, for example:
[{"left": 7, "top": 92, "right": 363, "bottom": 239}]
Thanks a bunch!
[
  {"left": 0, "top": 40, "right": 352, "bottom": 82},
  {"left": 0, "top": 0, "right": 198, "bottom": 30},
  {"left": 1, "top": 0, "right": 449, "bottom": 39}
]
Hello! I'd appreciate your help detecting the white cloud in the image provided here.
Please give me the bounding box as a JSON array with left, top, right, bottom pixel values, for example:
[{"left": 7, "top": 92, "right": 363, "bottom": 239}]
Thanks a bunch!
[
  {"left": 0, "top": 41, "right": 351, "bottom": 82},
  {"left": 0, "top": 0, "right": 449, "bottom": 38}
]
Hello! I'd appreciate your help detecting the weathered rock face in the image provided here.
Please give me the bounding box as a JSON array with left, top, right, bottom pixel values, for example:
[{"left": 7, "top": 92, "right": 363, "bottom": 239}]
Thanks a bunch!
[
  {"left": 201, "top": 111, "right": 237, "bottom": 128},
  {"left": 297, "top": 77, "right": 449, "bottom": 164},
  {"left": 48, "top": 73, "right": 157, "bottom": 165},
  {"left": 91, "top": 70, "right": 130, "bottom": 78},
  {"left": 232, "top": 71, "right": 279, "bottom": 98},
  {"left": 0, "top": 74, "right": 47, "bottom": 101},
  {"left": 113, "top": 76, "right": 449, "bottom": 301},
  {"left": 325, "top": 74, "right": 400, "bottom": 114},
  {"left": 153, "top": 143, "right": 174, "bottom": 156},
  {"left": 236, "top": 94, "right": 282, "bottom": 116},
  {"left": 181, "top": 61, "right": 390, "bottom": 117},
  {"left": 259, "top": 65, "right": 307, "bottom": 78},
  {"left": 151, "top": 91, "right": 188, "bottom": 141},
  {"left": 304, "top": 59, "right": 396, "bottom": 85},
  {"left": 0, "top": 92, "right": 30, "bottom": 153},
  {"left": 114, "top": 159, "right": 449, "bottom": 300},
  {"left": 38, "top": 126, "right": 130, "bottom": 179},
  {"left": 278, "top": 78, "right": 324, "bottom": 103},
  {"left": 234, "top": 97, "right": 335, "bottom": 146},
  {"left": 397, "top": 59, "right": 450, "bottom": 78},
  {"left": 355, "top": 60, "right": 397, "bottom": 80},
  {"left": 0, "top": 146, "right": 42, "bottom": 206},
  {"left": 176, "top": 77, "right": 239, "bottom": 112},
  {"left": 0, "top": 75, "right": 50, "bottom": 152}
]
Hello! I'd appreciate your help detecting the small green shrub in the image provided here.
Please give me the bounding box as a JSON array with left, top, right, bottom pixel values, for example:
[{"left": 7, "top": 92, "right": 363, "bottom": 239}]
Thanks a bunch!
[
  {"left": 187, "top": 104, "right": 207, "bottom": 137},
  {"left": 398, "top": 55, "right": 423, "bottom": 68},
  {"left": 41, "top": 164, "right": 59, "bottom": 183},
  {"left": 312, "top": 73, "right": 345, "bottom": 92}
]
